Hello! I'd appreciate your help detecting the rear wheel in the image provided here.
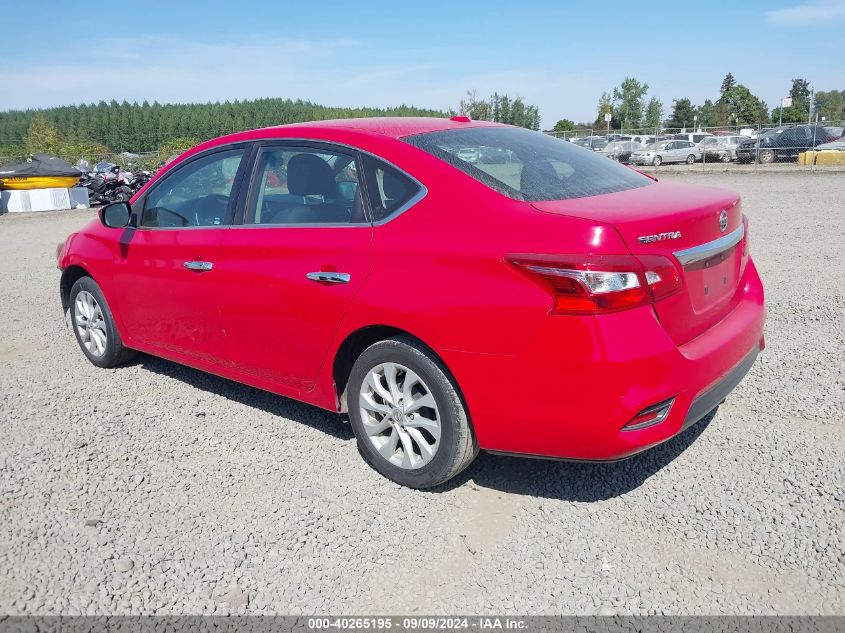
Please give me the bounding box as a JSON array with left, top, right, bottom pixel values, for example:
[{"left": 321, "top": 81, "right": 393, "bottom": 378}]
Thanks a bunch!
[
  {"left": 69, "top": 277, "right": 136, "bottom": 368},
  {"left": 347, "top": 336, "right": 478, "bottom": 488},
  {"left": 686, "top": 154, "right": 696, "bottom": 164},
  {"left": 720, "top": 152, "right": 731, "bottom": 163},
  {"left": 653, "top": 155, "right": 662, "bottom": 166}
]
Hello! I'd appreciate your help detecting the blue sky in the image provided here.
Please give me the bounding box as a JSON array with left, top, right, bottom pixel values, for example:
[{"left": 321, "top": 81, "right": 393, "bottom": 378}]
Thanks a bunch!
[{"left": 1, "top": 0, "right": 843, "bottom": 128}]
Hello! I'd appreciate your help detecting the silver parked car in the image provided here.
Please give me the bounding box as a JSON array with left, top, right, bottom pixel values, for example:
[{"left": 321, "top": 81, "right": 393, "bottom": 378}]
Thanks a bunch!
[
  {"left": 699, "top": 136, "right": 747, "bottom": 162},
  {"left": 598, "top": 141, "right": 643, "bottom": 164},
  {"left": 629, "top": 140, "right": 702, "bottom": 166}
]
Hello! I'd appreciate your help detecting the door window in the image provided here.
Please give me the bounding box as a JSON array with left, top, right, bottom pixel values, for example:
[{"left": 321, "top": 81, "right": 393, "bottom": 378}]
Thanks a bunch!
[
  {"left": 360, "top": 155, "right": 422, "bottom": 222},
  {"left": 141, "top": 149, "right": 244, "bottom": 228},
  {"left": 245, "top": 146, "right": 365, "bottom": 225}
]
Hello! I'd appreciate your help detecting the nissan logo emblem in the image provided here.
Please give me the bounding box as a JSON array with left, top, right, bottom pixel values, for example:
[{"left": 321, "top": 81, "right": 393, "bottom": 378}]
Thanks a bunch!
[{"left": 719, "top": 210, "right": 728, "bottom": 232}]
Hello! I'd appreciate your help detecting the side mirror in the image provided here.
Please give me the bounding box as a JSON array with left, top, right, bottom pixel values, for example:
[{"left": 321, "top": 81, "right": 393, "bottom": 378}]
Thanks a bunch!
[{"left": 99, "top": 201, "right": 131, "bottom": 228}]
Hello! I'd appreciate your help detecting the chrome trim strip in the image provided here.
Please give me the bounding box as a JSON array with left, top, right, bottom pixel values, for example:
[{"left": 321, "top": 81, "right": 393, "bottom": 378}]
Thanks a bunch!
[{"left": 673, "top": 224, "right": 744, "bottom": 266}]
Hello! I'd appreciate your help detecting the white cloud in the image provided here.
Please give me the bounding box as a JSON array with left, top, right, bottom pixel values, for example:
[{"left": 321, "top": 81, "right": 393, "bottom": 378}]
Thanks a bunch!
[
  {"left": 766, "top": 0, "right": 845, "bottom": 25},
  {"left": 0, "top": 35, "right": 596, "bottom": 128}
]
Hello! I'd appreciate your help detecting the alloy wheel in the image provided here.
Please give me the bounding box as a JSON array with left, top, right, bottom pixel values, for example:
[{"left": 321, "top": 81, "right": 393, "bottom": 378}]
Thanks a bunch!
[
  {"left": 74, "top": 290, "right": 107, "bottom": 357},
  {"left": 359, "top": 362, "right": 441, "bottom": 470}
]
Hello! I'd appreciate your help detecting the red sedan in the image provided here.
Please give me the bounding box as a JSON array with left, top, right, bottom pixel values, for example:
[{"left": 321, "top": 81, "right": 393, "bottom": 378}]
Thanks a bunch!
[{"left": 57, "top": 117, "right": 765, "bottom": 488}]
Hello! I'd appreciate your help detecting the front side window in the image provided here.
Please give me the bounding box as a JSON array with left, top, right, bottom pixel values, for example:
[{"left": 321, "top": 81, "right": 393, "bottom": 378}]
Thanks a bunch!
[
  {"left": 360, "top": 155, "right": 421, "bottom": 221},
  {"left": 404, "top": 127, "right": 651, "bottom": 201},
  {"left": 245, "top": 146, "right": 364, "bottom": 224},
  {"left": 142, "top": 149, "right": 244, "bottom": 228}
]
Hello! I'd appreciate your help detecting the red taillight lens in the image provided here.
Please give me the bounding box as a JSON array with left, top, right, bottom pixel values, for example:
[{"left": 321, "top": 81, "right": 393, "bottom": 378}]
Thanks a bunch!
[
  {"left": 507, "top": 253, "right": 681, "bottom": 315},
  {"left": 637, "top": 254, "right": 681, "bottom": 301}
]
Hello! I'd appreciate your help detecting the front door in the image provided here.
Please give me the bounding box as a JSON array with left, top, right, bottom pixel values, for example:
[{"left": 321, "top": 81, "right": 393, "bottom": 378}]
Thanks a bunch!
[
  {"left": 110, "top": 146, "right": 249, "bottom": 361},
  {"left": 216, "top": 143, "right": 373, "bottom": 390}
]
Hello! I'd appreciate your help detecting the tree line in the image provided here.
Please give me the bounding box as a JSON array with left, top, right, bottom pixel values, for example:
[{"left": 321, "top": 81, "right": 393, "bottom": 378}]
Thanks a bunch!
[
  {"left": 553, "top": 73, "right": 845, "bottom": 134},
  {"left": 0, "top": 91, "right": 543, "bottom": 162},
  {"left": 0, "top": 98, "right": 447, "bottom": 159}
]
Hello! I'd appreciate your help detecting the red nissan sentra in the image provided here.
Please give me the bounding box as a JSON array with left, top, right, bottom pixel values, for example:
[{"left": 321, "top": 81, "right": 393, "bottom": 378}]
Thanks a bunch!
[{"left": 57, "top": 117, "right": 765, "bottom": 488}]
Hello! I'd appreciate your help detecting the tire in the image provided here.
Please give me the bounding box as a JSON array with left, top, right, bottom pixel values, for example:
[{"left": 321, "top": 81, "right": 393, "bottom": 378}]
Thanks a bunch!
[
  {"left": 759, "top": 149, "right": 775, "bottom": 164},
  {"left": 69, "top": 276, "right": 136, "bottom": 368},
  {"left": 720, "top": 153, "right": 731, "bottom": 163},
  {"left": 347, "top": 336, "right": 479, "bottom": 488},
  {"left": 686, "top": 154, "right": 696, "bottom": 164},
  {"left": 653, "top": 155, "right": 662, "bottom": 166}
]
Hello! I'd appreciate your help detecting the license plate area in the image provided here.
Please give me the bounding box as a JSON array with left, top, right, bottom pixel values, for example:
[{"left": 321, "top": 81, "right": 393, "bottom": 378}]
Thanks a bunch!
[{"left": 685, "top": 246, "right": 739, "bottom": 314}]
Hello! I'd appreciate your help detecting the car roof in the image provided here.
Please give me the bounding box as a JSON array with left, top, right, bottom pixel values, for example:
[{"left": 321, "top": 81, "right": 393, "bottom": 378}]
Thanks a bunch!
[
  {"left": 260, "top": 117, "right": 504, "bottom": 139},
  {"left": 167, "top": 117, "right": 509, "bottom": 171}
]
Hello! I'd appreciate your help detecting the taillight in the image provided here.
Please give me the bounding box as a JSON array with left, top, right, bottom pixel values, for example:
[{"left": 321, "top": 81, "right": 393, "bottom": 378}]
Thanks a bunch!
[{"left": 507, "top": 253, "right": 681, "bottom": 315}]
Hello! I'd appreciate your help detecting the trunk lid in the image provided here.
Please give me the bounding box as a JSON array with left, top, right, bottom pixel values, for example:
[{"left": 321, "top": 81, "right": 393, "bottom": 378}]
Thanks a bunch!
[{"left": 532, "top": 181, "right": 745, "bottom": 345}]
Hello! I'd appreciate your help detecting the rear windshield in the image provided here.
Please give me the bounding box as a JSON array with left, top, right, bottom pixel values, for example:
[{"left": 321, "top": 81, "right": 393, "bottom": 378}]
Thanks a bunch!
[{"left": 403, "top": 127, "right": 652, "bottom": 201}]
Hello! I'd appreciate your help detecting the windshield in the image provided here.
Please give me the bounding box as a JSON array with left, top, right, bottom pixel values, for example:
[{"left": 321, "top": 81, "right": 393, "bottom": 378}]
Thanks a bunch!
[{"left": 403, "top": 126, "right": 652, "bottom": 201}]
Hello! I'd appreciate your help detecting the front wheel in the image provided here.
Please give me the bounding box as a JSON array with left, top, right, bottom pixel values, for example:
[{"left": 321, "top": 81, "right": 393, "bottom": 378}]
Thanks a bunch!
[
  {"left": 686, "top": 154, "right": 696, "bottom": 164},
  {"left": 69, "top": 276, "right": 136, "bottom": 368},
  {"left": 347, "top": 336, "right": 478, "bottom": 488},
  {"left": 653, "top": 155, "right": 662, "bottom": 166},
  {"left": 759, "top": 149, "right": 775, "bottom": 164}
]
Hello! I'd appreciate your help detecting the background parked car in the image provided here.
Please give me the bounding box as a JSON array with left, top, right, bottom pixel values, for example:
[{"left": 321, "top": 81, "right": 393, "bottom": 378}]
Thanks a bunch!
[
  {"left": 671, "top": 132, "right": 714, "bottom": 144},
  {"left": 573, "top": 136, "right": 608, "bottom": 151},
  {"left": 599, "top": 140, "right": 643, "bottom": 164},
  {"left": 629, "top": 140, "right": 702, "bottom": 166},
  {"left": 735, "top": 124, "right": 838, "bottom": 163},
  {"left": 699, "top": 135, "right": 747, "bottom": 162},
  {"left": 456, "top": 147, "right": 480, "bottom": 163},
  {"left": 814, "top": 136, "right": 845, "bottom": 151}
]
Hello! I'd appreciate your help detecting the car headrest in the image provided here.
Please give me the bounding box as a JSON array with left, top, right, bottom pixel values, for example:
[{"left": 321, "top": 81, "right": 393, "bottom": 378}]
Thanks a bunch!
[
  {"left": 287, "top": 154, "right": 338, "bottom": 198},
  {"left": 520, "top": 159, "right": 559, "bottom": 192}
]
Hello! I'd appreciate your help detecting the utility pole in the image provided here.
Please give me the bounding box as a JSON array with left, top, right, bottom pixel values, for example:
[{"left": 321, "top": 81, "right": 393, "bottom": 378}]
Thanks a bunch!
[{"left": 808, "top": 89, "right": 814, "bottom": 125}]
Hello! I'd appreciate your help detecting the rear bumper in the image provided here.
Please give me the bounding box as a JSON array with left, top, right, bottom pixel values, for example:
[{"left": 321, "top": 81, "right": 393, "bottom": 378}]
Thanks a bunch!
[{"left": 443, "top": 258, "right": 766, "bottom": 461}]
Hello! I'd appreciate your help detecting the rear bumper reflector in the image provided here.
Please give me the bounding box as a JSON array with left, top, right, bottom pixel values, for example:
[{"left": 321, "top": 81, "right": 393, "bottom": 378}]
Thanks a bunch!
[{"left": 623, "top": 397, "right": 675, "bottom": 431}]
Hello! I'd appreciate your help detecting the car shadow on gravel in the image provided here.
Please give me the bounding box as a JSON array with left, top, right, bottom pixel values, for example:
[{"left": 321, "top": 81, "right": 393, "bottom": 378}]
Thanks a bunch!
[
  {"left": 137, "top": 356, "right": 354, "bottom": 440},
  {"left": 447, "top": 410, "right": 717, "bottom": 501}
]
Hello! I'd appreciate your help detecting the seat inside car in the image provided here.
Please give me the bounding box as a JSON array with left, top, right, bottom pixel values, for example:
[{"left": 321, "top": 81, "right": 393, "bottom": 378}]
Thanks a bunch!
[{"left": 279, "top": 153, "right": 349, "bottom": 224}]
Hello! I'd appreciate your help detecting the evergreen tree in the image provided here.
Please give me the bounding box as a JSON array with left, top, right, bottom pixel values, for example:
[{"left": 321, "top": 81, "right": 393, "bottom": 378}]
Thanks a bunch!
[
  {"left": 664, "top": 98, "right": 696, "bottom": 130},
  {"left": 644, "top": 97, "right": 663, "bottom": 130},
  {"left": 720, "top": 73, "right": 736, "bottom": 96}
]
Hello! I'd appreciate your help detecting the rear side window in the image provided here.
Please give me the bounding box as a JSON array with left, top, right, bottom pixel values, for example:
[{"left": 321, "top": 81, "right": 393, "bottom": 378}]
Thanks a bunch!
[
  {"left": 403, "top": 127, "right": 651, "bottom": 201},
  {"left": 360, "top": 155, "right": 421, "bottom": 221}
]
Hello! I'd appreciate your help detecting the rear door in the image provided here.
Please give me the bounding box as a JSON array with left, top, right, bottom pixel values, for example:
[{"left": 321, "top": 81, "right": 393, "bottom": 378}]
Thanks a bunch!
[
  {"left": 215, "top": 142, "right": 374, "bottom": 390},
  {"left": 111, "top": 146, "right": 249, "bottom": 360}
]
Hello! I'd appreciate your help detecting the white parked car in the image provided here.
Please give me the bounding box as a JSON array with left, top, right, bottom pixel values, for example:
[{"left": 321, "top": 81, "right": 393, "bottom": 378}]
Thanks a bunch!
[
  {"left": 672, "top": 132, "right": 714, "bottom": 144},
  {"left": 629, "top": 140, "right": 702, "bottom": 166},
  {"left": 699, "top": 135, "right": 747, "bottom": 162}
]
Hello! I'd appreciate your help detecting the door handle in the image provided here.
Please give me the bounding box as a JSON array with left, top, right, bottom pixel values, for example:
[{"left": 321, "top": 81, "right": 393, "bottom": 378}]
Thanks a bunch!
[
  {"left": 307, "top": 271, "right": 350, "bottom": 284},
  {"left": 184, "top": 261, "right": 214, "bottom": 272}
]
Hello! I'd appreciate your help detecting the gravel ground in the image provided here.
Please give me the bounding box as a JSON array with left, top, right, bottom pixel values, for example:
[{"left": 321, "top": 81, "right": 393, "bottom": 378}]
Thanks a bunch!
[{"left": 0, "top": 172, "right": 843, "bottom": 616}]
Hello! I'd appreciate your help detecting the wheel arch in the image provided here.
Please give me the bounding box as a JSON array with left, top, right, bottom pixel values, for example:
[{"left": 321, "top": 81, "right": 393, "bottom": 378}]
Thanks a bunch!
[
  {"left": 60, "top": 265, "right": 94, "bottom": 310},
  {"left": 331, "top": 325, "right": 473, "bottom": 427}
]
